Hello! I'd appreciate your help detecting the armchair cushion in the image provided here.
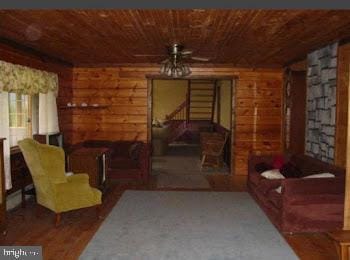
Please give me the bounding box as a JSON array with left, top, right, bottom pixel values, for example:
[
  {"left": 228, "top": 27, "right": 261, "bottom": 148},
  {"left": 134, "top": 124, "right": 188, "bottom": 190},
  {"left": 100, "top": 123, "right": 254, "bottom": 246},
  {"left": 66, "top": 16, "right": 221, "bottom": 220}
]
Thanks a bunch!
[{"left": 39, "top": 144, "right": 67, "bottom": 184}]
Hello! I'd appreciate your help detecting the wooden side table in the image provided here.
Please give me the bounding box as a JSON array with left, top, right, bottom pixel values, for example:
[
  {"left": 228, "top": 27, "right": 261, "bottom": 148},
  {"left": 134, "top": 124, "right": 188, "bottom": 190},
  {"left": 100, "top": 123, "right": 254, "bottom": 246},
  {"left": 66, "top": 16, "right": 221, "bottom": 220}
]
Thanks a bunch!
[
  {"left": 327, "top": 231, "right": 350, "bottom": 260},
  {"left": 67, "top": 147, "right": 109, "bottom": 192}
]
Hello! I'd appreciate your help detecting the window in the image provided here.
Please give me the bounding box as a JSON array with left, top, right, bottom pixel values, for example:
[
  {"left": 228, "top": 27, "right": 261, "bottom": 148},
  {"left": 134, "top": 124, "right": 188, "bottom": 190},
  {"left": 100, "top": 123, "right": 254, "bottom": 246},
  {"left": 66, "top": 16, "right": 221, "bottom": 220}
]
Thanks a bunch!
[{"left": 8, "top": 93, "right": 38, "bottom": 147}]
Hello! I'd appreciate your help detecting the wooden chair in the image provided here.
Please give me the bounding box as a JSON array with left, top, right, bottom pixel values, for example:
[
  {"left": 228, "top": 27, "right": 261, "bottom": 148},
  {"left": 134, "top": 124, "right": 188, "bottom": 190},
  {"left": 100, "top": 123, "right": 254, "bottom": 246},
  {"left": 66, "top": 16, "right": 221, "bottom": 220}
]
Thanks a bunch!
[{"left": 200, "top": 132, "right": 228, "bottom": 169}]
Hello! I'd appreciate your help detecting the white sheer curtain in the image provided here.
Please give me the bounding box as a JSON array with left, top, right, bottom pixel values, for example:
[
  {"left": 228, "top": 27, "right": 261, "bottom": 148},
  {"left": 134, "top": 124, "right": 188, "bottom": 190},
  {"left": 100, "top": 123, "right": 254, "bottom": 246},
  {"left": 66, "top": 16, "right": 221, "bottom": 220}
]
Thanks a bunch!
[
  {"left": 38, "top": 90, "right": 59, "bottom": 134},
  {"left": 0, "top": 92, "right": 11, "bottom": 190}
]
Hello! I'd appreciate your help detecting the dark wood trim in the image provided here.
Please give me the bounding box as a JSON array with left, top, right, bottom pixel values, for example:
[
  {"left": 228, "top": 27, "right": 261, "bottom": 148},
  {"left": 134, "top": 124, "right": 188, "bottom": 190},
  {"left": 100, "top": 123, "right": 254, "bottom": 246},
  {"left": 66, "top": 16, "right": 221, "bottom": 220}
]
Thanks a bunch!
[
  {"left": 147, "top": 79, "right": 153, "bottom": 144},
  {"left": 231, "top": 78, "right": 237, "bottom": 172},
  {"left": 187, "top": 80, "right": 191, "bottom": 124},
  {"left": 0, "top": 139, "right": 6, "bottom": 234},
  {"left": 146, "top": 74, "right": 237, "bottom": 80},
  {"left": 211, "top": 80, "right": 218, "bottom": 123},
  {"left": 216, "top": 83, "right": 221, "bottom": 125},
  {"left": 74, "top": 63, "right": 282, "bottom": 69},
  {"left": 339, "top": 37, "right": 350, "bottom": 46},
  {"left": 0, "top": 36, "right": 73, "bottom": 67}
]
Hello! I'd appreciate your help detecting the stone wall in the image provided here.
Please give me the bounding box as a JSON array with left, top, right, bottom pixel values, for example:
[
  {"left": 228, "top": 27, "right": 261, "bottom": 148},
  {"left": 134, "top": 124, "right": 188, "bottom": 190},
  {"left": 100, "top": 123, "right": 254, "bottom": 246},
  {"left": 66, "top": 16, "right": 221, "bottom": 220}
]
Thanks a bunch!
[{"left": 305, "top": 42, "right": 338, "bottom": 163}]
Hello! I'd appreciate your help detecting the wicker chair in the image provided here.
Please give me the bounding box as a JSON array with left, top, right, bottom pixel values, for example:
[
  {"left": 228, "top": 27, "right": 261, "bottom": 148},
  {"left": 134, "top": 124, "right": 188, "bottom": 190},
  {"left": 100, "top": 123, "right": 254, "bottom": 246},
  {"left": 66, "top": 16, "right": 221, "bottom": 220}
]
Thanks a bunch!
[{"left": 200, "top": 132, "right": 228, "bottom": 169}]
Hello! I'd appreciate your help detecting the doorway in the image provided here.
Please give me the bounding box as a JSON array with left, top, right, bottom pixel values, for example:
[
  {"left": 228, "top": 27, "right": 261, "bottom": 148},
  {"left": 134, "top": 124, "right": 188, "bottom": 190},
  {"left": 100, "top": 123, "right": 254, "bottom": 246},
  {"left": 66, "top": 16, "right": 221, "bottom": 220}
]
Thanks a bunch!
[{"left": 148, "top": 77, "right": 235, "bottom": 189}]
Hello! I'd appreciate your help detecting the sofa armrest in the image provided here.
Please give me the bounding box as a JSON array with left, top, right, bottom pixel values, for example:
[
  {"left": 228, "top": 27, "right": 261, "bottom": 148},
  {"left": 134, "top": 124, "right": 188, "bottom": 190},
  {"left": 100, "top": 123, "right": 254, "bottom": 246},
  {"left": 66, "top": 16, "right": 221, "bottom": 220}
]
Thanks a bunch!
[
  {"left": 137, "top": 144, "right": 150, "bottom": 179},
  {"left": 281, "top": 177, "right": 345, "bottom": 196}
]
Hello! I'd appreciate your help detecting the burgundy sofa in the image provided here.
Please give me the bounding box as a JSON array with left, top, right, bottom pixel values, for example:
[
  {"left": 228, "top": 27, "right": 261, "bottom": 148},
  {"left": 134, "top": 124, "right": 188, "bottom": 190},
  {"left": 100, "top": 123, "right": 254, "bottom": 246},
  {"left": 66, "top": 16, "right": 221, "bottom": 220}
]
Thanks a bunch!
[
  {"left": 70, "top": 140, "right": 150, "bottom": 182},
  {"left": 248, "top": 153, "right": 345, "bottom": 233}
]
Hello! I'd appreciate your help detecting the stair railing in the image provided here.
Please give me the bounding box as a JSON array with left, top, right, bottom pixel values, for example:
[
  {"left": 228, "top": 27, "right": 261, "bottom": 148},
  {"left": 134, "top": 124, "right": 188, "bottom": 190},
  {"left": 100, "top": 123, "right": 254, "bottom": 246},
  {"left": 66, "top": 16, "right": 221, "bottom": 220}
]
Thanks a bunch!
[{"left": 165, "top": 92, "right": 190, "bottom": 123}]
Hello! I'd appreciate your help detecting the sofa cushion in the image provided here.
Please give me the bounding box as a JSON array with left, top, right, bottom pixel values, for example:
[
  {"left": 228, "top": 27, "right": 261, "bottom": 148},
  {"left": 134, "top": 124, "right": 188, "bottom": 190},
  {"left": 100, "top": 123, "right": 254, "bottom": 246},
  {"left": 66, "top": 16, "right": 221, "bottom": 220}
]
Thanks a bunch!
[
  {"left": 109, "top": 157, "right": 139, "bottom": 169},
  {"left": 280, "top": 162, "right": 302, "bottom": 178}
]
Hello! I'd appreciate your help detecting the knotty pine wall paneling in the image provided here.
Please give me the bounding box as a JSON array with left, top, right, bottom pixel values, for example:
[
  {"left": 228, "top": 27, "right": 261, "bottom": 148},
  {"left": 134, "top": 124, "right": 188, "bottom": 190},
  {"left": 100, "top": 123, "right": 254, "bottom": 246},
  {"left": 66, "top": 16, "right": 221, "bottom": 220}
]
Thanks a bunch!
[
  {"left": 0, "top": 43, "right": 73, "bottom": 145},
  {"left": 69, "top": 67, "right": 283, "bottom": 175}
]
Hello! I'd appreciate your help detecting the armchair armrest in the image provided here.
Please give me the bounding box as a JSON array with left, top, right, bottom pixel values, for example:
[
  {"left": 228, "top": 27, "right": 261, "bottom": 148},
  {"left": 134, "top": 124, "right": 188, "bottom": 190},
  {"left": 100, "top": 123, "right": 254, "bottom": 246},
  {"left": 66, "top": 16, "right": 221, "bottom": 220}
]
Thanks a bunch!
[
  {"left": 54, "top": 179, "right": 91, "bottom": 195},
  {"left": 282, "top": 177, "right": 345, "bottom": 196}
]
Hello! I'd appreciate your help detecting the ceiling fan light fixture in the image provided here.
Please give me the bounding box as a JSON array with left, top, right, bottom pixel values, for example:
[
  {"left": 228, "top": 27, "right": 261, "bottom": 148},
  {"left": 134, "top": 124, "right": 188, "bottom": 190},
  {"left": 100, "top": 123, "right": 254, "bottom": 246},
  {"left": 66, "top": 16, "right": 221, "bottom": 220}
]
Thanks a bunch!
[
  {"left": 159, "top": 44, "right": 197, "bottom": 78},
  {"left": 160, "top": 59, "right": 191, "bottom": 78}
]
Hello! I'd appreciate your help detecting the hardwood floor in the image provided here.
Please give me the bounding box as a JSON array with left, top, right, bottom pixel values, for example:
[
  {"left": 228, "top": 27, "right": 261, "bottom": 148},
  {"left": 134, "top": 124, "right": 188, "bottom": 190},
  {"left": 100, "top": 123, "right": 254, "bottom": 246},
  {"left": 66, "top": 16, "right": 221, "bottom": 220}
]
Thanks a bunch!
[{"left": 0, "top": 175, "right": 338, "bottom": 260}]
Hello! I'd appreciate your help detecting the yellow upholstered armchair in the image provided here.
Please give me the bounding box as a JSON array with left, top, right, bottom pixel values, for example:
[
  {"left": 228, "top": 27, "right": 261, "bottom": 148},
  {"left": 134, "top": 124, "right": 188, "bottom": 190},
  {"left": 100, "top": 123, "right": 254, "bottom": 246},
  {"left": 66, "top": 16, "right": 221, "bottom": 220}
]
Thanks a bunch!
[{"left": 18, "top": 139, "right": 102, "bottom": 226}]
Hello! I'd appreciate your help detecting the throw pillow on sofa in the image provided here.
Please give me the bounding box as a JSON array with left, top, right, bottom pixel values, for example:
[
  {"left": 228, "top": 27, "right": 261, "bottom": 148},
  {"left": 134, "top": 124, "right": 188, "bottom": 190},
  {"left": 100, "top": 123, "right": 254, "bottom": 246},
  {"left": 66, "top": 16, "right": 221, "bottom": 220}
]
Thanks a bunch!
[
  {"left": 255, "top": 162, "right": 273, "bottom": 173},
  {"left": 272, "top": 155, "right": 285, "bottom": 169},
  {"left": 280, "top": 162, "right": 302, "bottom": 178},
  {"left": 261, "top": 169, "right": 285, "bottom": 180}
]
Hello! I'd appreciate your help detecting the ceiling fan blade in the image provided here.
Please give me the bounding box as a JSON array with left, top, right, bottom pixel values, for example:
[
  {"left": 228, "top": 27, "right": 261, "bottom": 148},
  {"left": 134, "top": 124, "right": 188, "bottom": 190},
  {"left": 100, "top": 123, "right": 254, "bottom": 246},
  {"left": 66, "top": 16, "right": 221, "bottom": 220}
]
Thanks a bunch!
[
  {"left": 191, "top": 56, "right": 210, "bottom": 62},
  {"left": 181, "top": 50, "right": 193, "bottom": 55},
  {"left": 133, "top": 54, "right": 167, "bottom": 57},
  {"left": 161, "top": 58, "right": 170, "bottom": 64}
]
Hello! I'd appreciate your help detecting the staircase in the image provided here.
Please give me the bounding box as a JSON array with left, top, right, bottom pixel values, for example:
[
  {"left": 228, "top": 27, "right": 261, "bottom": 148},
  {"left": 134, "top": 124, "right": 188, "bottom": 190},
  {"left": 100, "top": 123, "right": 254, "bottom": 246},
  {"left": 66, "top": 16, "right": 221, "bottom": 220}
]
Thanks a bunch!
[
  {"left": 189, "top": 79, "right": 216, "bottom": 121},
  {"left": 165, "top": 79, "right": 217, "bottom": 143}
]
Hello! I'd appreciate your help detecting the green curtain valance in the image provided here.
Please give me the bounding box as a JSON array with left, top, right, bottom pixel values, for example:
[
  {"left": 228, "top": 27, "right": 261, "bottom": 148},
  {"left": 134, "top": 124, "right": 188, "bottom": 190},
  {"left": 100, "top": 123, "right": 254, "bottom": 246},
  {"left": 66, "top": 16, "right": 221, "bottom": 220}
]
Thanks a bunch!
[{"left": 0, "top": 60, "right": 58, "bottom": 95}]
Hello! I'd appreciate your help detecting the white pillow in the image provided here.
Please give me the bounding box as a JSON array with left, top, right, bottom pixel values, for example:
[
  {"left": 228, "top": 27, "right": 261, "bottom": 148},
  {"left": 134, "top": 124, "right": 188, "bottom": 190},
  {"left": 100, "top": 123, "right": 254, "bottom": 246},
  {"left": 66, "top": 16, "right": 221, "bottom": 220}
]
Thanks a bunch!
[
  {"left": 303, "top": 173, "right": 335, "bottom": 179},
  {"left": 260, "top": 169, "right": 285, "bottom": 179},
  {"left": 275, "top": 186, "right": 282, "bottom": 194}
]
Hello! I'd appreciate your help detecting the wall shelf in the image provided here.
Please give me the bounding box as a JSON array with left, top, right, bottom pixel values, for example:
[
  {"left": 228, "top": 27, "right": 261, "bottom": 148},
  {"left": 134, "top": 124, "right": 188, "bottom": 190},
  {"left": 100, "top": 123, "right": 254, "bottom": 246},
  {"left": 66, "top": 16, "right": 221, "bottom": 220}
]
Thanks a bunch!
[{"left": 59, "top": 105, "right": 109, "bottom": 110}]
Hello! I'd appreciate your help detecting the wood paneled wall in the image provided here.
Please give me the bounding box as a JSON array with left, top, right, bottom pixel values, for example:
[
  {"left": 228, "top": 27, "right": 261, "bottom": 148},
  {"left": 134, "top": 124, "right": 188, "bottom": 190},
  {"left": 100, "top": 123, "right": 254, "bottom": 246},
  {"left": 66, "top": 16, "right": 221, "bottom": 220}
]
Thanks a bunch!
[
  {"left": 335, "top": 43, "right": 350, "bottom": 168},
  {"left": 0, "top": 43, "right": 73, "bottom": 144},
  {"left": 68, "top": 67, "right": 283, "bottom": 175}
]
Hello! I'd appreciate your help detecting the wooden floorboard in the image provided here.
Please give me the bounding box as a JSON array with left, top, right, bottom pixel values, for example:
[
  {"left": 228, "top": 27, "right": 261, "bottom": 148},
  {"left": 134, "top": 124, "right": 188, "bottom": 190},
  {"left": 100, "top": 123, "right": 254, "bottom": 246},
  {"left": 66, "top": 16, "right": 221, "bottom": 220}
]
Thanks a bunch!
[{"left": 0, "top": 175, "right": 338, "bottom": 260}]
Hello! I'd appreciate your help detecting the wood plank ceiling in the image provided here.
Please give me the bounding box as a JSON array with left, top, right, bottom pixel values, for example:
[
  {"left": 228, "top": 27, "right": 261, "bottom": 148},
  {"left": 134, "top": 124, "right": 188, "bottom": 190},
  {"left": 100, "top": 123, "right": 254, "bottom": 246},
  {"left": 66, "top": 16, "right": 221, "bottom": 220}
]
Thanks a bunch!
[{"left": 1, "top": 10, "right": 350, "bottom": 67}]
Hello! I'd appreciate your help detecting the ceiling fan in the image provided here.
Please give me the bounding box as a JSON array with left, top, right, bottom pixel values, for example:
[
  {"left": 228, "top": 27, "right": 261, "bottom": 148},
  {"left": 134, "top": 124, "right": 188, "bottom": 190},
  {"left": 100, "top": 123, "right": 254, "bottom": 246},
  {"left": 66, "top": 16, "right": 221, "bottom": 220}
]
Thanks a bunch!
[
  {"left": 133, "top": 43, "right": 211, "bottom": 62},
  {"left": 134, "top": 44, "right": 210, "bottom": 77}
]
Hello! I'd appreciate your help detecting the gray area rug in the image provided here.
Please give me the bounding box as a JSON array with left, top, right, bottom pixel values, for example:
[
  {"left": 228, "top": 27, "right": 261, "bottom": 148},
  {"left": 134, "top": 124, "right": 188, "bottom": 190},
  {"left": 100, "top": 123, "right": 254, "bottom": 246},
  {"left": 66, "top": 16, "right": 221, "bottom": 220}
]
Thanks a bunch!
[
  {"left": 80, "top": 191, "right": 297, "bottom": 260},
  {"left": 152, "top": 145, "right": 226, "bottom": 189}
]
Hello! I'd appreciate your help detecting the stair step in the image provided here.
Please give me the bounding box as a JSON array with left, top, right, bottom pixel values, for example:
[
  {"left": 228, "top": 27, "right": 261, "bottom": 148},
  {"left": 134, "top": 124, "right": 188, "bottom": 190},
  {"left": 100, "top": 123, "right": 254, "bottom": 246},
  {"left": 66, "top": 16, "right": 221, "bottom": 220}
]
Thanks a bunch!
[
  {"left": 190, "top": 94, "right": 214, "bottom": 97},
  {"left": 190, "top": 112, "right": 212, "bottom": 114},
  {"left": 190, "top": 88, "right": 214, "bottom": 90}
]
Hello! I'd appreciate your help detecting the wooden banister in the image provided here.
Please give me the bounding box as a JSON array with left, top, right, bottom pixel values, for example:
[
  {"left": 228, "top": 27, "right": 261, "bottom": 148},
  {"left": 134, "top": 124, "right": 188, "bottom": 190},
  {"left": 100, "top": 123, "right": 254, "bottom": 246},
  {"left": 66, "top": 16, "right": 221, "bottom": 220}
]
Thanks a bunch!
[{"left": 166, "top": 98, "right": 189, "bottom": 122}]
